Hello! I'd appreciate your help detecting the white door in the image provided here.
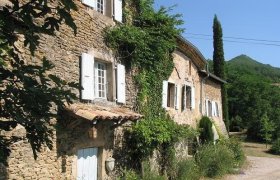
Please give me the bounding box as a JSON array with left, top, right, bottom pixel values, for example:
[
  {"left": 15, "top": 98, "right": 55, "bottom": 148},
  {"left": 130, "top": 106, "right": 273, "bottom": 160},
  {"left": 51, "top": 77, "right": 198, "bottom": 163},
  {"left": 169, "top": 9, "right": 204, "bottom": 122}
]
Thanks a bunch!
[{"left": 77, "top": 148, "right": 98, "bottom": 180}]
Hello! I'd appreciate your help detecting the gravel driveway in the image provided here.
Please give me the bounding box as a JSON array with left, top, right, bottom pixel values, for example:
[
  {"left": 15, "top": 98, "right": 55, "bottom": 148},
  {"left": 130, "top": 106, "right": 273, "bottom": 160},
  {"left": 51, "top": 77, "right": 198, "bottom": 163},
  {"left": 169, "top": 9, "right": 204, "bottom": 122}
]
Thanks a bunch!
[{"left": 225, "top": 156, "right": 280, "bottom": 180}]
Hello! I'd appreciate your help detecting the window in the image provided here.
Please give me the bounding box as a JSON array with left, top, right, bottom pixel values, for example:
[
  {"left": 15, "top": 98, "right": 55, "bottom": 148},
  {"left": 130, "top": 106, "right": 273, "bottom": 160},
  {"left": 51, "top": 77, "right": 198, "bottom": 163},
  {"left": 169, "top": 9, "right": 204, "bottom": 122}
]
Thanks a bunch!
[
  {"left": 162, "top": 81, "right": 179, "bottom": 109},
  {"left": 167, "top": 83, "right": 175, "bottom": 108},
  {"left": 95, "top": 62, "right": 106, "bottom": 98},
  {"left": 81, "top": 53, "right": 126, "bottom": 103},
  {"left": 81, "top": 0, "right": 122, "bottom": 22},
  {"left": 182, "top": 85, "right": 191, "bottom": 110},
  {"left": 205, "top": 100, "right": 219, "bottom": 117},
  {"left": 97, "top": 0, "right": 104, "bottom": 14}
]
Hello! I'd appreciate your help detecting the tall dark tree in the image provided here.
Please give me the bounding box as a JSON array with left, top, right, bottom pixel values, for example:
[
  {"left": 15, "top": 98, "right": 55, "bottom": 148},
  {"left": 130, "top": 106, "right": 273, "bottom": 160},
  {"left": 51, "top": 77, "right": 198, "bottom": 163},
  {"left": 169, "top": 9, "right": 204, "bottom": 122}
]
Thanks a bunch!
[
  {"left": 212, "top": 15, "right": 229, "bottom": 132},
  {"left": 0, "top": 0, "right": 78, "bottom": 163}
]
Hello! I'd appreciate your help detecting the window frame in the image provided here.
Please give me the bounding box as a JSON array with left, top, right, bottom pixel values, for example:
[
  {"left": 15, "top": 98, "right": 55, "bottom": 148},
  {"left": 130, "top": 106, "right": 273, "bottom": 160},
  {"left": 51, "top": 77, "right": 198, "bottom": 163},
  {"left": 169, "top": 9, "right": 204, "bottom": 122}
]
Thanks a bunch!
[{"left": 94, "top": 61, "right": 107, "bottom": 99}]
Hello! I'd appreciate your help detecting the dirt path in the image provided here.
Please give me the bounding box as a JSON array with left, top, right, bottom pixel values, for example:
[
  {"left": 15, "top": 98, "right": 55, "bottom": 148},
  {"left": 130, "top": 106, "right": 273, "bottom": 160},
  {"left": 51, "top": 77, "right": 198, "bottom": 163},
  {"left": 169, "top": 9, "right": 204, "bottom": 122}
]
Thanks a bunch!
[{"left": 225, "top": 156, "right": 280, "bottom": 180}]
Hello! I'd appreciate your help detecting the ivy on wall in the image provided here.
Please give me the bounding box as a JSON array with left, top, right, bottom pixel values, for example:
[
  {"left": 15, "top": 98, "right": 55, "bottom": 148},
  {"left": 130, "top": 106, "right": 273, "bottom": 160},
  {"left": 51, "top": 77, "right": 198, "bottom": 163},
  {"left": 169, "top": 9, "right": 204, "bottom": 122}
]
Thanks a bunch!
[{"left": 105, "top": 0, "right": 197, "bottom": 176}]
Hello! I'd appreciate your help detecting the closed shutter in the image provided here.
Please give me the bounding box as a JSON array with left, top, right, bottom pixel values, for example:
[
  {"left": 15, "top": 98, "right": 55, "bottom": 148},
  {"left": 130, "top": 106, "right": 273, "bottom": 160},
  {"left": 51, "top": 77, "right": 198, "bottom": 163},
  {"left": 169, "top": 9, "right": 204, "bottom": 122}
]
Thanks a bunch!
[
  {"left": 175, "top": 85, "right": 180, "bottom": 110},
  {"left": 82, "top": 0, "right": 96, "bottom": 8},
  {"left": 191, "top": 86, "right": 195, "bottom": 110},
  {"left": 117, "top": 64, "right": 125, "bottom": 103},
  {"left": 114, "top": 0, "right": 122, "bottom": 22},
  {"left": 81, "top": 53, "right": 94, "bottom": 100},
  {"left": 77, "top": 148, "right": 98, "bottom": 180},
  {"left": 162, "top": 81, "right": 168, "bottom": 108}
]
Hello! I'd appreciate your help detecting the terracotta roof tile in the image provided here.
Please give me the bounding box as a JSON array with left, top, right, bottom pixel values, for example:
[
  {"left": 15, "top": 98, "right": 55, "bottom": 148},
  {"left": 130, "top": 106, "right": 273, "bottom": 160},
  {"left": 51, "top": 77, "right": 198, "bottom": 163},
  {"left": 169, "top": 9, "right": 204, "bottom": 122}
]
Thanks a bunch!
[{"left": 66, "top": 103, "right": 143, "bottom": 121}]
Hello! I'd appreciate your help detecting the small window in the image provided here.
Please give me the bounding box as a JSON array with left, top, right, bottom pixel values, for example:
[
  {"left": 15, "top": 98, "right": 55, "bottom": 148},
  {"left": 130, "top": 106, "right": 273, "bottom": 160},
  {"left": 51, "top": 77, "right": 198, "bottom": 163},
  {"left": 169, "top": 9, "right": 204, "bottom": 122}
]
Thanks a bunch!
[
  {"left": 182, "top": 85, "right": 191, "bottom": 110},
  {"left": 97, "top": 0, "right": 105, "bottom": 14},
  {"left": 189, "top": 60, "right": 192, "bottom": 75},
  {"left": 95, "top": 61, "right": 107, "bottom": 99},
  {"left": 167, "top": 83, "right": 175, "bottom": 108}
]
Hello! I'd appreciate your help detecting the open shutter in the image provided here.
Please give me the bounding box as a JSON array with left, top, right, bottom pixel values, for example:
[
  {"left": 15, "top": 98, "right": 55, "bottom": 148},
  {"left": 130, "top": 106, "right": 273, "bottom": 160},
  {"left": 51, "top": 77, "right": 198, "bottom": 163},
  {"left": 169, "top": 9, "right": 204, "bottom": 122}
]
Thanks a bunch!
[
  {"left": 82, "top": 0, "right": 95, "bottom": 8},
  {"left": 216, "top": 102, "right": 219, "bottom": 117},
  {"left": 183, "top": 85, "right": 187, "bottom": 110},
  {"left": 81, "top": 53, "right": 94, "bottom": 100},
  {"left": 117, "top": 64, "right": 125, "bottom": 103},
  {"left": 191, "top": 86, "right": 195, "bottom": 110},
  {"left": 175, "top": 85, "right": 180, "bottom": 110},
  {"left": 205, "top": 99, "right": 208, "bottom": 116},
  {"left": 212, "top": 101, "right": 216, "bottom": 116},
  {"left": 114, "top": 0, "right": 122, "bottom": 22},
  {"left": 162, "top": 81, "right": 168, "bottom": 108}
]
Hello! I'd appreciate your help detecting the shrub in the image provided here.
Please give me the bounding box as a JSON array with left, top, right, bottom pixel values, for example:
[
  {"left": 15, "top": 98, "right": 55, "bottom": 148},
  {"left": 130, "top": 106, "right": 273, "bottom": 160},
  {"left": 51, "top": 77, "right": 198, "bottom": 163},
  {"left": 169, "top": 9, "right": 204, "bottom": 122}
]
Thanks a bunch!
[
  {"left": 270, "top": 138, "right": 280, "bottom": 155},
  {"left": 199, "top": 116, "right": 214, "bottom": 143},
  {"left": 176, "top": 158, "right": 201, "bottom": 180},
  {"left": 121, "top": 169, "right": 140, "bottom": 180},
  {"left": 142, "top": 161, "right": 167, "bottom": 180},
  {"left": 195, "top": 143, "right": 235, "bottom": 178},
  {"left": 218, "top": 138, "right": 245, "bottom": 167}
]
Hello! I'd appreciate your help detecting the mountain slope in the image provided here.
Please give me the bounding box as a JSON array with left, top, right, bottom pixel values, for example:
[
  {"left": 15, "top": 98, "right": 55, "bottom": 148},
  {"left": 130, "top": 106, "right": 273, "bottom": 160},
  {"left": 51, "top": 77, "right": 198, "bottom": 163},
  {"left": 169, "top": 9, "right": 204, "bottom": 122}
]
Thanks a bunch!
[{"left": 227, "top": 55, "right": 280, "bottom": 82}]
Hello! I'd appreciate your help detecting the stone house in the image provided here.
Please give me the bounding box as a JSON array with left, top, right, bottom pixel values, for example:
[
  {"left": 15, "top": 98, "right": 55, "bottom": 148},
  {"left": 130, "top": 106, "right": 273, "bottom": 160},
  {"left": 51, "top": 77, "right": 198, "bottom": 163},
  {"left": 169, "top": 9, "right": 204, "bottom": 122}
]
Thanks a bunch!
[
  {"left": 0, "top": 0, "right": 227, "bottom": 179},
  {"left": 164, "top": 37, "right": 227, "bottom": 136}
]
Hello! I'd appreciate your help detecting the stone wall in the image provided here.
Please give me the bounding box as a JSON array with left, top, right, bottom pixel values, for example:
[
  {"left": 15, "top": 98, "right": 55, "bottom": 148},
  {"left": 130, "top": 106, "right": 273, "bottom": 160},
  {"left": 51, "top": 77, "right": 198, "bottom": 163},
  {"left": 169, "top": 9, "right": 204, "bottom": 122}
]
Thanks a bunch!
[{"left": 1, "top": 0, "right": 138, "bottom": 179}]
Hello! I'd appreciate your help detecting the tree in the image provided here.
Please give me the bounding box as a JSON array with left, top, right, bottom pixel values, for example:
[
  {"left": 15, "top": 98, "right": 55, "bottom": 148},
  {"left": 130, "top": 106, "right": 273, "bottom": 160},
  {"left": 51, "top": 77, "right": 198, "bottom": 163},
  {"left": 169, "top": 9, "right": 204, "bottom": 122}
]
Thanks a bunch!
[
  {"left": 0, "top": 0, "right": 78, "bottom": 163},
  {"left": 212, "top": 15, "right": 229, "bottom": 132},
  {"left": 260, "top": 113, "right": 275, "bottom": 148}
]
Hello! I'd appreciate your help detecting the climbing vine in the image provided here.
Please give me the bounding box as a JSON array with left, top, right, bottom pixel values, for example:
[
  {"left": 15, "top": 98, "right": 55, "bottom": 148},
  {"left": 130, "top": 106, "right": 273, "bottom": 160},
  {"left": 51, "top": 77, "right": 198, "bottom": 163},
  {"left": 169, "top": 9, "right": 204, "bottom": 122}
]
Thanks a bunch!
[{"left": 105, "top": 0, "right": 197, "bottom": 176}]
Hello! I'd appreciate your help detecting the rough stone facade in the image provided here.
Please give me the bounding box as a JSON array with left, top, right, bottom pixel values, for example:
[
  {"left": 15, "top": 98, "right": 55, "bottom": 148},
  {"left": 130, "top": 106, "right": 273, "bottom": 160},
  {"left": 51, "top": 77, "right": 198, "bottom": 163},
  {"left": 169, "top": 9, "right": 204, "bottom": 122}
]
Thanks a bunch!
[
  {"left": 1, "top": 0, "right": 138, "bottom": 179},
  {"left": 0, "top": 0, "right": 227, "bottom": 179}
]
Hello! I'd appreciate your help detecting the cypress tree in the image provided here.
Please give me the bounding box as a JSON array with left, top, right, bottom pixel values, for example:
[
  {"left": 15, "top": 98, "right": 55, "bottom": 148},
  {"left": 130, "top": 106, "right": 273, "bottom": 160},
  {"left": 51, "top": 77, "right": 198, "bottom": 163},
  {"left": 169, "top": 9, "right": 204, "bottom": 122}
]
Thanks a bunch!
[{"left": 213, "top": 15, "right": 229, "bottom": 132}]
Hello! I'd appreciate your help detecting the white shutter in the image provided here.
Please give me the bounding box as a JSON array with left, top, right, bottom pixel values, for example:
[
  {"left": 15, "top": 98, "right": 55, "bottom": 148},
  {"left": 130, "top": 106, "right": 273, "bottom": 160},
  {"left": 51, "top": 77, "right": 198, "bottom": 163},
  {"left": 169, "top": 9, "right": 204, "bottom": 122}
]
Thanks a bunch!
[
  {"left": 77, "top": 148, "right": 98, "bottom": 180},
  {"left": 114, "top": 0, "right": 122, "bottom": 22},
  {"left": 205, "top": 99, "right": 208, "bottom": 116},
  {"left": 175, "top": 85, "right": 180, "bottom": 110},
  {"left": 183, "top": 85, "right": 187, "bottom": 110},
  {"left": 82, "top": 0, "right": 95, "bottom": 8},
  {"left": 216, "top": 102, "right": 219, "bottom": 117},
  {"left": 191, "top": 86, "right": 195, "bottom": 110},
  {"left": 117, "top": 64, "right": 126, "bottom": 103},
  {"left": 162, "top": 81, "right": 168, "bottom": 108},
  {"left": 81, "top": 53, "right": 94, "bottom": 100},
  {"left": 212, "top": 101, "right": 216, "bottom": 117}
]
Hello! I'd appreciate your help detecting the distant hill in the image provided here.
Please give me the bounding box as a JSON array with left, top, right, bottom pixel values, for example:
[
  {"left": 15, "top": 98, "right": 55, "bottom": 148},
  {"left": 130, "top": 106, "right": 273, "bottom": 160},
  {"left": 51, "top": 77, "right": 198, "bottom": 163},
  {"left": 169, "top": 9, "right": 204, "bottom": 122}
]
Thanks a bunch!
[{"left": 227, "top": 55, "right": 280, "bottom": 82}]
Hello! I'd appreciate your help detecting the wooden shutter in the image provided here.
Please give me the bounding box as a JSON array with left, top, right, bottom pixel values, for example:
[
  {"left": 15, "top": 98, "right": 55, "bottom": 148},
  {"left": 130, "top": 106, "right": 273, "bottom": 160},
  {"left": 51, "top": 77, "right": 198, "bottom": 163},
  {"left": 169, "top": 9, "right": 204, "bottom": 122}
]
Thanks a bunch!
[
  {"left": 212, "top": 101, "right": 216, "bottom": 116},
  {"left": 191, "top": 86, "right": 195, "bottom": 110},
  {"left": 162, "top": 81, "right": 168, "bottom": 108},
  {"left": 82, "top": 0, "right": 96, "bottom": 8},
  {"left": 182, "top": 85, "right": 187, "bottom": 110},
  {"left": 117, "top": 64, "right": 125, "bottom": 103},
  {"left": 216, "top": 102, "right": 219, "bottom": 117},
  {"left": 205, "top": 99, "right": 208, "bottom": 116},
  {"left": 175, "top": 85, "right": 180, "bottom": 110},
  {"left": 81, "top": 53, "right": 94, "bottom": 100},
  {"left": 114, "top": 0, "right": 122, "bottom": 22},
  {"left": 77, "top": 148, "right": 98, "bottom": 180}
]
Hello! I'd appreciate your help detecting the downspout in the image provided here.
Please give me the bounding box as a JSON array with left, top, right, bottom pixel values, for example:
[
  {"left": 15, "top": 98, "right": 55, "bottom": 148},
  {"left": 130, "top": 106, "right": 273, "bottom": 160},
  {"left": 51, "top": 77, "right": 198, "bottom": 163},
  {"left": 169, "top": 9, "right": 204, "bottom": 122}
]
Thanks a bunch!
[{"left": 200, "top": 63, "right": 210, "bottom": 115}]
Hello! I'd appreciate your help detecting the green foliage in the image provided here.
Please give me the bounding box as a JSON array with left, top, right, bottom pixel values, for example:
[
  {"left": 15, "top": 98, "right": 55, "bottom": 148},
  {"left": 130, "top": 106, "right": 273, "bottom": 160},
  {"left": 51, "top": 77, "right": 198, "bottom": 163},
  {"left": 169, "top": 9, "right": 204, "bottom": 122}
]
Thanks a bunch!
[
  {"left": 121, "top": 169, "right": 140, "bottom": 180},
  {"left": 195, "top": 143, "right": 235, "bottom": 178},
  {"left": 270, "top": 138, "right": 280, "bottom": 155},
  {"left": 199, "top": 116, "right": 214, "bottom": 144},
  {"left": 212, "top": 15, "right": 229, "bottom": 132},
  {"left": 260, "top": 113, "right": 275, "bottom": 147},
  {"left": 105, "top": 0, "right": 192, "bottom": 176},
  {"left": 218, "top": 138, "right": 245, "bottom": 167},
  {"left": 141, "top": 161, "right": 167, "bottom": 180},
  {"left": 175, "top": 158, "right": 201, "bottom": 180},
  {"left": 0, "top": 0, "right": 78, "bottom": 162}
]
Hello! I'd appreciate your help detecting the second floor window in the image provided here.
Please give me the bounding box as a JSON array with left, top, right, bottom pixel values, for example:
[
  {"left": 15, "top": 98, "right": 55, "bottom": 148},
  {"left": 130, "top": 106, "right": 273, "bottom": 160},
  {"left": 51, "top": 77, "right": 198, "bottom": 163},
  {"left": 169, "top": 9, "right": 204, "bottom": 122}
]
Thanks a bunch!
[
  {"left": 95, "top": 62, "right": 106, "bottom": 98},
  {"left": 97, "top": 0, "right": 104, "bottom": 14}
]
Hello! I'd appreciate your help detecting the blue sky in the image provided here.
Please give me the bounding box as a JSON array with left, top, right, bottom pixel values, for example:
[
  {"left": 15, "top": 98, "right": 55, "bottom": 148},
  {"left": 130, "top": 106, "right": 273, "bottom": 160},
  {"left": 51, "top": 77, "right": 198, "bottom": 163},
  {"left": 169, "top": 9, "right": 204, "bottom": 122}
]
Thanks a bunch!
[{"left": 154, "top": 0, "right": 280, "bottom": 68}]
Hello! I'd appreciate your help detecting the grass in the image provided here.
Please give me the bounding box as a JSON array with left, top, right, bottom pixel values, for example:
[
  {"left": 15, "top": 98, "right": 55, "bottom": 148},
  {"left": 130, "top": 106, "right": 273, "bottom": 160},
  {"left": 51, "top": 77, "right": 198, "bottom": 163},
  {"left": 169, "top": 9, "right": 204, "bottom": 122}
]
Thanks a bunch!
[{"left": 229, "top": 132, "right": 279, "bottom": 158}]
